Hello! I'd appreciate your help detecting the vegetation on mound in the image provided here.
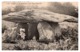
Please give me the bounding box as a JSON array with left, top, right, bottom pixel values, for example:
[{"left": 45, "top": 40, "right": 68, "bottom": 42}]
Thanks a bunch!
[{"left": 2, "top": 22, "right": 78, "bottom": 50}]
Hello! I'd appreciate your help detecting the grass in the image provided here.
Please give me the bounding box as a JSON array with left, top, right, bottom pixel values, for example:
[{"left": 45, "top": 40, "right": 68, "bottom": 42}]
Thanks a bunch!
[
  {"left": 2, "top": 24, "right": 78, "bottom": 50},
  {"left": 2, "top": 20, "right": 78, "bottom": 50}
]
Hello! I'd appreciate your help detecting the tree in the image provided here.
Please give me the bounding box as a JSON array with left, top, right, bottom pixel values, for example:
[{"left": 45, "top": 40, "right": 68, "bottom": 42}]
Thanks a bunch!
[
  {"left": 47, "top": 2, "right": 78, "bottom": 17},
  {"left": 14, "top": 5, "right": 25, "bottom": 12}
]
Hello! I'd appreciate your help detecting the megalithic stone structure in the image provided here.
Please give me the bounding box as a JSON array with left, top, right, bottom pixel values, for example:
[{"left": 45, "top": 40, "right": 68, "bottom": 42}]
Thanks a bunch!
[
  {"left": 2, "top": 9, "right": 78, "bottom": 42},
  {"left": 2, "top": 9, "right": 78, "bottom": 23}
]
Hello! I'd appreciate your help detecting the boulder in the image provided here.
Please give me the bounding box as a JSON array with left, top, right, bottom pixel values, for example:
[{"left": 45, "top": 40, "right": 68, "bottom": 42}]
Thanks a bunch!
[
  {"left": 37, "top": 22, "right": 55, "bottom": 42},
  {"left": 2, "top": 30, "right": 11, "bottom": 43},
  {"left": 59, "top": 22, "right": 78, "bottom": 30},
  {"left": 49, "top": 22, "right": 61, "bottom": 38},
  {"left": 27, "top": 22, "right": 39, "bottom": 40},
  {"left": 59, "top": 22, "right": 78, "bottom": 40},
  {"left": 3, "top": 9, "right": 78, "bottom": 23},
  {"left": 2, "top": 27, "right": 20, "bottom": 43}
]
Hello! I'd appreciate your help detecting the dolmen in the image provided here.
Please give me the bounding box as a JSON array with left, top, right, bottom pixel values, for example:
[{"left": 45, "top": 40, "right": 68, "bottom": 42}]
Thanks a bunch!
[{"left": 2, "top": 9, "right": 78, "bottom": 42}]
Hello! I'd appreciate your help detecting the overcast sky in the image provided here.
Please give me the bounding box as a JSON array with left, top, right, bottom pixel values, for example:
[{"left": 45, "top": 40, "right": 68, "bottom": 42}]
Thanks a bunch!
[{"left": 2, "top": 2, "right": 78, "bottom": 9}]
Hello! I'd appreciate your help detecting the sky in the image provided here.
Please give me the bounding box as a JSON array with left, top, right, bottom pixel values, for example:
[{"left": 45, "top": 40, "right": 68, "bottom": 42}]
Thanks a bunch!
[{"left": 2, "top": 2, "right": 78, "bottom": 9}]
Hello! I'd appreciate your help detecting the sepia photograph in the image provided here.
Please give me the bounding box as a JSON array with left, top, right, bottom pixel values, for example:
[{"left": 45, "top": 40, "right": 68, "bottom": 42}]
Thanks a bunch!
[{"left": 2, "top": 1, "right": 78, "bottom": 50}]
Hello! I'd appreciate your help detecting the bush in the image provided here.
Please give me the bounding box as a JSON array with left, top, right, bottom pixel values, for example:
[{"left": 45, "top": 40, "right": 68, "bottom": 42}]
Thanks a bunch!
[
  {"left": 14, "top": 5, "right": 25, "bottom": 12},
  {"left": 61, "top": 27, "right": 78, "bottom": 50},
  {"left": 2, "top": 8, "right": 12, "bottom": 15},
  {"left": 47, "top": 2, "right": 78, "bottom": 17}
]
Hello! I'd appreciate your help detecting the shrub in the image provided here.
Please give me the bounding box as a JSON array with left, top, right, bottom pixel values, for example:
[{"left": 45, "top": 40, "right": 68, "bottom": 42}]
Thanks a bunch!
[
  {"left": 47, "top": 2, "right": 78, "bottom": 17},
  {"left": 14, "top": 5, "right": 25, "bottom": 12},
  {"left": 2, "top": 8, "right": 11, "bottom": 15}
]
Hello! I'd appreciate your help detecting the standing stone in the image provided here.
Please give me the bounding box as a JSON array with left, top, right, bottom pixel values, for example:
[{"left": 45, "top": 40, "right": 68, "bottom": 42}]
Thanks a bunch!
[
  {"left": 49, "top": 22, "right": 62, "bottom": 41},
  {"left": 27, "top": 22, "right": 39, "bottom": 40},
  {"left": 37, "top": 22, "right": 55, "bottom": 42},
  {"left": 17, "top": 22, "right": 39, "bottom": 40}
]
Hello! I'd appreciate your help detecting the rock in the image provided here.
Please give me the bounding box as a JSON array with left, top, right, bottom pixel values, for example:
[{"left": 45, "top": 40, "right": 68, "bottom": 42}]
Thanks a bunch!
[
  {"left": 2, "top": 26, "right": 20, "bottom": 43},
  {"left": 2, "top": 30, "right": 11, "bottom": 43},
  {"left": 59, "top": 22, "right": 78, "bottom": 40},
  {"left": 27, "top": 22, "right": 39, "bottom": 40},
  {"left": 2, "top": 20, "right": 16, "bottom": 33},
  {"left": 8, "top": 27, "right": 19, "bottom": 41},
  {"left": 59, "top": 22, "right": 78, "bottom": 30},
  {"left": 49, "top": 22, "right": 61, "bottom": 38},
  {"left": 3, "top": 9, "right": 78, "bottom": 23},
  {"left": 37, "top": 22, "right": 55, "bottom": 42},
  {"left": 59, "top": 22, "right": 78, "bottom": 35}
]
